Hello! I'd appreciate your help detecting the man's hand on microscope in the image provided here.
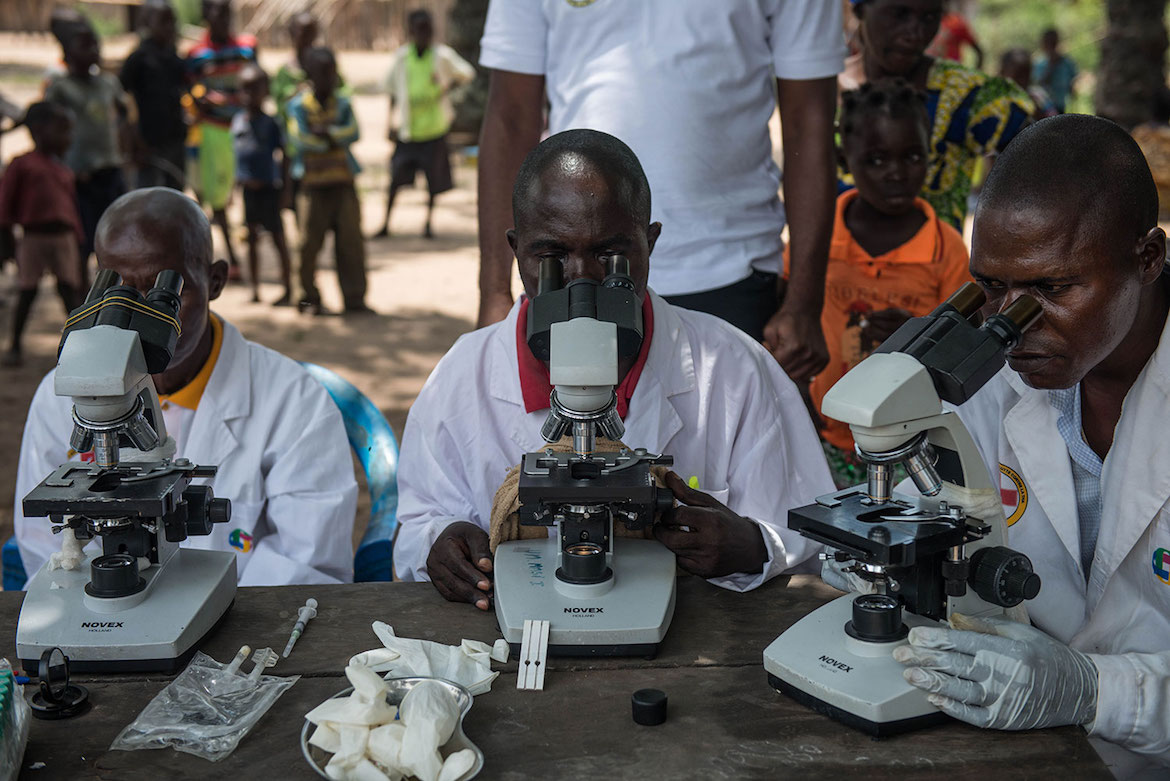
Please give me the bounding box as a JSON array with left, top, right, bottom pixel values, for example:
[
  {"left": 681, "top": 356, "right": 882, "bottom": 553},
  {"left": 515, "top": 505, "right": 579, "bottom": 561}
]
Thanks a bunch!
[
  {"left": 427, "top": 522, "right": 494, "bottom": 611},
  {"left": 654, "top": 472, "right": 768, "bottom": 578}
]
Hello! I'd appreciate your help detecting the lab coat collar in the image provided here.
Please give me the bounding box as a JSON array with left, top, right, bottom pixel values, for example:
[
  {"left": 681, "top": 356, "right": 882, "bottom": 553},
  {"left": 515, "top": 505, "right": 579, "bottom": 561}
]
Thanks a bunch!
[
  {"left": 1095, "top": 311, "right": 1170, "bottom": 596},
  {"left": 487, "top": 290, "right": 694, "bottom": 450},
  {"left": 1001, "top": 378, "right": 1083, "bottom": 578},
  {"left": 187, "top": 315, "right": 251, "bottom": 463},
  {"left": 1001, "top": 310, "right": 1170, "bottom": 595}
]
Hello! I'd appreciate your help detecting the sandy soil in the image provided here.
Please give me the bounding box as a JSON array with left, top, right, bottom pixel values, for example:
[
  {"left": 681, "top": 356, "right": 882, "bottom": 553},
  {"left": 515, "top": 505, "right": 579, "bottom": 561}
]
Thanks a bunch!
[{"left": 0, "top": 38, "right": 518, "bottom": 560}]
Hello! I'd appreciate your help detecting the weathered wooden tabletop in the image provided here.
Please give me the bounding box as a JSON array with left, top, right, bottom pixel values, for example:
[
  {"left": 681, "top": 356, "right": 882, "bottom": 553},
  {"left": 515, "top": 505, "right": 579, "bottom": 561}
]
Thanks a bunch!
[{"left": 0, "top": 576, "right": 1109, "bottom": 780}]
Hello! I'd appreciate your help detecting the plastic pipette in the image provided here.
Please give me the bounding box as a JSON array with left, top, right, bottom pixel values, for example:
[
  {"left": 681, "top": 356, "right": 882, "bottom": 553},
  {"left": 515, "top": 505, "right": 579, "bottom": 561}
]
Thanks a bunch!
[{"left": 282, "top": 598, "right": 318, "bottom": 657}]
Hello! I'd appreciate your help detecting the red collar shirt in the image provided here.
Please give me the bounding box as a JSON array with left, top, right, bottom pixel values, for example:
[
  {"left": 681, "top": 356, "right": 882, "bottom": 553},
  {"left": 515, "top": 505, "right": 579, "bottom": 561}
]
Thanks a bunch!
[{"left": 394, "top": 292, "right": 835, "bottom": 591}]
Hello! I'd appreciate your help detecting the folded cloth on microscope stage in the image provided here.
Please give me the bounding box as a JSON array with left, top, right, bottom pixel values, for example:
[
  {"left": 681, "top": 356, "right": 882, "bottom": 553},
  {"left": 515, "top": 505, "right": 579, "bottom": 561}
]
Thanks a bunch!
[{"left": 487, "top": 435, "right": 672, "bottom": 554}]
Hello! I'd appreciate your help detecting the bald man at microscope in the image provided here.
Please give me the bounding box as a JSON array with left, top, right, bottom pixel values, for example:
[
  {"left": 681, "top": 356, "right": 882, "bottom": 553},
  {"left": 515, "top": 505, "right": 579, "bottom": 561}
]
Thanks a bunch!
[{"left": 14, "top": 188, "right": 357, "bottom": 585}]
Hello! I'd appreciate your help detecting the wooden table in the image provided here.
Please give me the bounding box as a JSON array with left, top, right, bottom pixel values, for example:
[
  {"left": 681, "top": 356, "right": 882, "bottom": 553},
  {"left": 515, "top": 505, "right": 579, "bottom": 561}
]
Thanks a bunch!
[{"left": 0, "top": 576, "right": 1110, "bottom": 780}]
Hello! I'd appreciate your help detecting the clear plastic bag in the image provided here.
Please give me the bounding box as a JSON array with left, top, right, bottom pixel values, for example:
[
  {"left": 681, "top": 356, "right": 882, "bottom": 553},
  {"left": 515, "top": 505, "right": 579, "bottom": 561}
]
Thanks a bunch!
[
  {"left": 110, "top": 650, "right": 299, "bottom": 762},
  {"left": 0, "top": 659, "right": 31, "bottom": 781}
]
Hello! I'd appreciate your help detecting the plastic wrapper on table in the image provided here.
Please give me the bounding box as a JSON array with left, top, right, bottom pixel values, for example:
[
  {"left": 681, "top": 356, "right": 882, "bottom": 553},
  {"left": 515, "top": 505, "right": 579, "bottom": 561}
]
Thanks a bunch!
[
  {"left": 109, "top": 650, "right": 299, "bottom": 761},
  {"left": 0, "top": 659, "right": 31, "bottom": 781}
]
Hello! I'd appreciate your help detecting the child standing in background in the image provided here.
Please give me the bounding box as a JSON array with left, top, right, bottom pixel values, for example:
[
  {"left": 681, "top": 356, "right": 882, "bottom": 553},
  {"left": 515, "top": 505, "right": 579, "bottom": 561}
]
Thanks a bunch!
[
  {"left": 232, "top": 65, "right": 293, "bottom": 305},
  {"left": 121, "top": 0, "right": 189, "bottom": 190},
  {"left": 288, "top": 47, "right": 370, "bottom": 316},
  {"left": 790, "top": 80, "right": 972, "bottom": 487},
  {"left": 376, "top": 9, "right": 475, "bottom": 239},
  {"left": 0, "top": 103, "right": 84, "bottom": 367},
  {"left": 44, "top": 20, "right": 130, "bottom": 286},
  {"left": 271, "top": 12, "right": 323, "bottom": 218}
]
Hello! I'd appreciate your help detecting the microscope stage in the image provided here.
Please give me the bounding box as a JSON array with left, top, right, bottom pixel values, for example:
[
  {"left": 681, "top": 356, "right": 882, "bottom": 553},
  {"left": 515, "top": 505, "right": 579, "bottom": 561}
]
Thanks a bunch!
[{"left": 494, "top": 537, "right": 676, "bottom": 657}]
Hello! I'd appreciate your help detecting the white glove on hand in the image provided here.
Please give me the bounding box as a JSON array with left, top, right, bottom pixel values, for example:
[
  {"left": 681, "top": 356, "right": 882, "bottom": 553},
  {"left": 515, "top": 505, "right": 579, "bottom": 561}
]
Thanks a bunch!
[
  {"left": 892, "top": 613, "right": 1099, "bottom": 730},
  {"left": 819, "top": 557, "right": 876, "bottom": 595}
]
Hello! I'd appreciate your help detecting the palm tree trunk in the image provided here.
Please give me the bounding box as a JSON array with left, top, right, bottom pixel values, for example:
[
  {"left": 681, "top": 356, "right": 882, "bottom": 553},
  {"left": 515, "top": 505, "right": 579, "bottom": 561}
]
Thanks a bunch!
[{"left": 1097, "top": 0, "right": 1170, "bottom": 129}]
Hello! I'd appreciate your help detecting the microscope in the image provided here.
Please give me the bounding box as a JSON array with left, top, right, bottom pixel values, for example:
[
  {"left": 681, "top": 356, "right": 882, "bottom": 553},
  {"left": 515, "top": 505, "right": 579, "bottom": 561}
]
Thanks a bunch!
[
  {"left": 764, "top": 283, "right": 1044, "bottom": 735},
  {"left": 16, "top": 270, "right": 236, "bottom": 673},
  {"left": 493, "top": 257, "right": 677, "bottom": 656}
]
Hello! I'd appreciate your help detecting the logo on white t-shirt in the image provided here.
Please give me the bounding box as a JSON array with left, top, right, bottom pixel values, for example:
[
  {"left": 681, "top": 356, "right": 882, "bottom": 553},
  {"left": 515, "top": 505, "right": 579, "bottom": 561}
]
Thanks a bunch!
[{"left": 565, "top": 0, "right": 599, "bottom": 6}]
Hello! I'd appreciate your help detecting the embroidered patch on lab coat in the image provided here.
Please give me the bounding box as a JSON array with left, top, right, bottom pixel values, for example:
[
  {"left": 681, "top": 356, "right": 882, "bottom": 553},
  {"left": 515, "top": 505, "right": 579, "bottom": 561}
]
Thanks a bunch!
[
  {"left": 1153, "top": 547, "right": 1170, "bottom": 585},
  {"left": 229, "top": 528, "right": 253, "bottom": 553},
  {"left": 999, "top": 464, "right": 1028, "bottom": 527}
]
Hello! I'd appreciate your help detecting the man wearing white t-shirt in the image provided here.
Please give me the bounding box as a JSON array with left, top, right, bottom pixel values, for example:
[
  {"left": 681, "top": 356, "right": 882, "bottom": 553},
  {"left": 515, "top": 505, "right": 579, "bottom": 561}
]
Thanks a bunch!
[{"left": 475, "top": 0, "right": 846, "bottom": 382}]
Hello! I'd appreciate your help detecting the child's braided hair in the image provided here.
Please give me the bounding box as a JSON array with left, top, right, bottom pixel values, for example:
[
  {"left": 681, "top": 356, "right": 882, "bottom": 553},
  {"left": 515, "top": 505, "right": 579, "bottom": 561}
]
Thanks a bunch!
[{"left": 839, "top": 78, "right": 930, "bottom": 141}]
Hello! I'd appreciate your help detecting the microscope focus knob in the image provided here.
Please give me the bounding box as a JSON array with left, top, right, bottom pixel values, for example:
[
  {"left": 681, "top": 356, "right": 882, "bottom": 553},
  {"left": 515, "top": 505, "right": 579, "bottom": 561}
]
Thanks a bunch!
[{"left": 968, "top": 546, "right": 1042, "bottom": 607}]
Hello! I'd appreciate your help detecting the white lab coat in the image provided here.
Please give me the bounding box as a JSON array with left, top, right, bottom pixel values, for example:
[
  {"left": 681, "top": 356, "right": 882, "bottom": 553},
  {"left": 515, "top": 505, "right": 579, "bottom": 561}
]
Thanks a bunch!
[
  {"left": 395, "top": 292, "right": 834, "bottom": 590},
  {"left": 956, "top": 314, "right": 1170, "bottom": 779},
  {"left": 14, "top": 318, "right": 358, "bottom": 586}
]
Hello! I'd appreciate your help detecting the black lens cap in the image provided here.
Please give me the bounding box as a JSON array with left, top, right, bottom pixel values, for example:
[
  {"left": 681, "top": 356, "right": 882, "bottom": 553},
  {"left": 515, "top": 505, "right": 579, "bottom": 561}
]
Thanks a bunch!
[{"left": 631, "top": 688, "right": 667, "bottom": 726}]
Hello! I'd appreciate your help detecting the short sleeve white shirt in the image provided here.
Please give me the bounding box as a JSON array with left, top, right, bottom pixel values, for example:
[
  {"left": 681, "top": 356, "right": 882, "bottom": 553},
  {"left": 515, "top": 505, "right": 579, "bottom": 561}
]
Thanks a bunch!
[{"left": 480, "top": 0, "right": 846, "bottom": 296}]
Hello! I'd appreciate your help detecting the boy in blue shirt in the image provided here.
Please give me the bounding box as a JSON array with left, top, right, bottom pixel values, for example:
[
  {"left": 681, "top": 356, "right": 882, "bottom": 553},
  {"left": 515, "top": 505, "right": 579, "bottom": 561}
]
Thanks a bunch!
[{"left": 231, "top": 64, "right": 292, "bottom": 305}]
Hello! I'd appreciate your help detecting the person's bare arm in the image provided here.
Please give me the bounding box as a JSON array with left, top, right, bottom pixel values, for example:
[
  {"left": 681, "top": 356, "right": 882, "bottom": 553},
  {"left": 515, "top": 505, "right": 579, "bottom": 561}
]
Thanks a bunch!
[
  {"left": 764, "top": 76, "right": 837, "bottom": 381},
  {"left": 476, "top": 69, "right": 545, "bottom": 328}
]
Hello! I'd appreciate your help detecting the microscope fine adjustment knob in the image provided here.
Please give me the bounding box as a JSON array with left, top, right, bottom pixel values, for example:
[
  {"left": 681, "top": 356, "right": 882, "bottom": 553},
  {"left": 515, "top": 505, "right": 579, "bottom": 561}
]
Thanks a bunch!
[{"left": 968, "top": 546, "right": 1042, "bottom": 607}]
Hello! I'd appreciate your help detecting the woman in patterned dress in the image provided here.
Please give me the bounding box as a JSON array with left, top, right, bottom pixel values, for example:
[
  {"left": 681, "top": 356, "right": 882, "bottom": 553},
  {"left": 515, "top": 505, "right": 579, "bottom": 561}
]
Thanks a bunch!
[{"left": 840, "top": 0, "right": 1034, "bottom": 230}]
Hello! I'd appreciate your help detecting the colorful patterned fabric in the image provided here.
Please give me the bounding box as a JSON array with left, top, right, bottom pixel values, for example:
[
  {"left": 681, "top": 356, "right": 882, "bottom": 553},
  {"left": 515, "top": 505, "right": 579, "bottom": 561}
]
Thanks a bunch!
[
  {"left": 923, "top": 60, "right": 1032, "bottom": 228},
  {"left": 287, "top": 91, "right": 360, "bottom": 187},
  {"left": 186, "top": 32, "right": 258, "bottom": 128},
  {"left": 838, "top": 59, "right": 1033, "bottom": 230}
]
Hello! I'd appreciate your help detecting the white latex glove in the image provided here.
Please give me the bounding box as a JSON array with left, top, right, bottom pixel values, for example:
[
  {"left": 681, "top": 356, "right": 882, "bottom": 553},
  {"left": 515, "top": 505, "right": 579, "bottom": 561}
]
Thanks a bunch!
[
  {"left": 305, "top": 664, "right": 397, "bottom": 726},
  {"left": 819, "top": 557, "right": 876, "bottom": 595},
  {"left": 892, "top": 612, "right": 1099, "bottom": 730},
  {"left": 350, "top": 622, "right": 509, "bottom": 696},
  {"left": 438, "top": 749, "right": 477, "bottom": 781},
  {"left": 398, "top": 680, "right": 460, "bottom": 781}
]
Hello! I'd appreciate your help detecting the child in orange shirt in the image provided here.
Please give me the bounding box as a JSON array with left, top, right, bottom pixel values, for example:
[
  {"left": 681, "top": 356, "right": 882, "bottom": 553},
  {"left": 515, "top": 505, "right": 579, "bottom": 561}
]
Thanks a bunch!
[{"left": 797, "top": 79, "right": 972, "bottom": 486}]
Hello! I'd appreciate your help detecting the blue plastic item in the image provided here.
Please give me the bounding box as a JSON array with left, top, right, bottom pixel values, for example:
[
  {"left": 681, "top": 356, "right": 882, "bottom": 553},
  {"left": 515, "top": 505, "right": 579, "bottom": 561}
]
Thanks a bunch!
[
  {"left": 299, "top": 362, "right": 400, "bottom": 582},
  {"left": 2, "top": 538, "right": 25, "bottom": 592}
]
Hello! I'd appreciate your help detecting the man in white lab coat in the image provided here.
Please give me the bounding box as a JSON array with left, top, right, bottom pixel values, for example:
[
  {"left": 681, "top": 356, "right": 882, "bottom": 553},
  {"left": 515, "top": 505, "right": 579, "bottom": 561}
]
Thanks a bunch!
[
  {"left": 395, "top": 129, "right": 834, "bottom": 608},
  {"left": 891, "top": 116, "right": 1170, "bottom": 778},
  {"left": 14, "top": 188, "right": 358, "bottom": 586}
]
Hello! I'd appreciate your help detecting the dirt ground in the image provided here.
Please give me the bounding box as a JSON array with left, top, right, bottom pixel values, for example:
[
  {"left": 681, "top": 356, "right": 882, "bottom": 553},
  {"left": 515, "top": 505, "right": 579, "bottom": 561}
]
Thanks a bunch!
[{"left": 0, "top": 36, "right": 518, "bottom": 559}]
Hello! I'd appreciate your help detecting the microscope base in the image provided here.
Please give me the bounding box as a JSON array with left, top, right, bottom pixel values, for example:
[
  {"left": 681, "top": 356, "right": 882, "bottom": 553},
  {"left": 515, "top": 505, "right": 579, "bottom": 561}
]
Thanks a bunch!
[
  {"left": 494, "top": 537, "right": 676, "bottom": 657},
  {"left": 16, "top": 548, "right": 237, "bottom": 673},
  {"left": 763, "top": 594, "right": 948, "bottom": 737}
]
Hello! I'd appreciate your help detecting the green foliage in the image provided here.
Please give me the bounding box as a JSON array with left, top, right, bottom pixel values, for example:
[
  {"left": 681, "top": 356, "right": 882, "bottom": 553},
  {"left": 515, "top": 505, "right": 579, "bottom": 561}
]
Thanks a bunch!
[
  {"left": 79, "top": 6, "right": 127, "bottom": 39},
  {"left": 974, "top": 0, "right": 1105, "bottom": 75}
]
